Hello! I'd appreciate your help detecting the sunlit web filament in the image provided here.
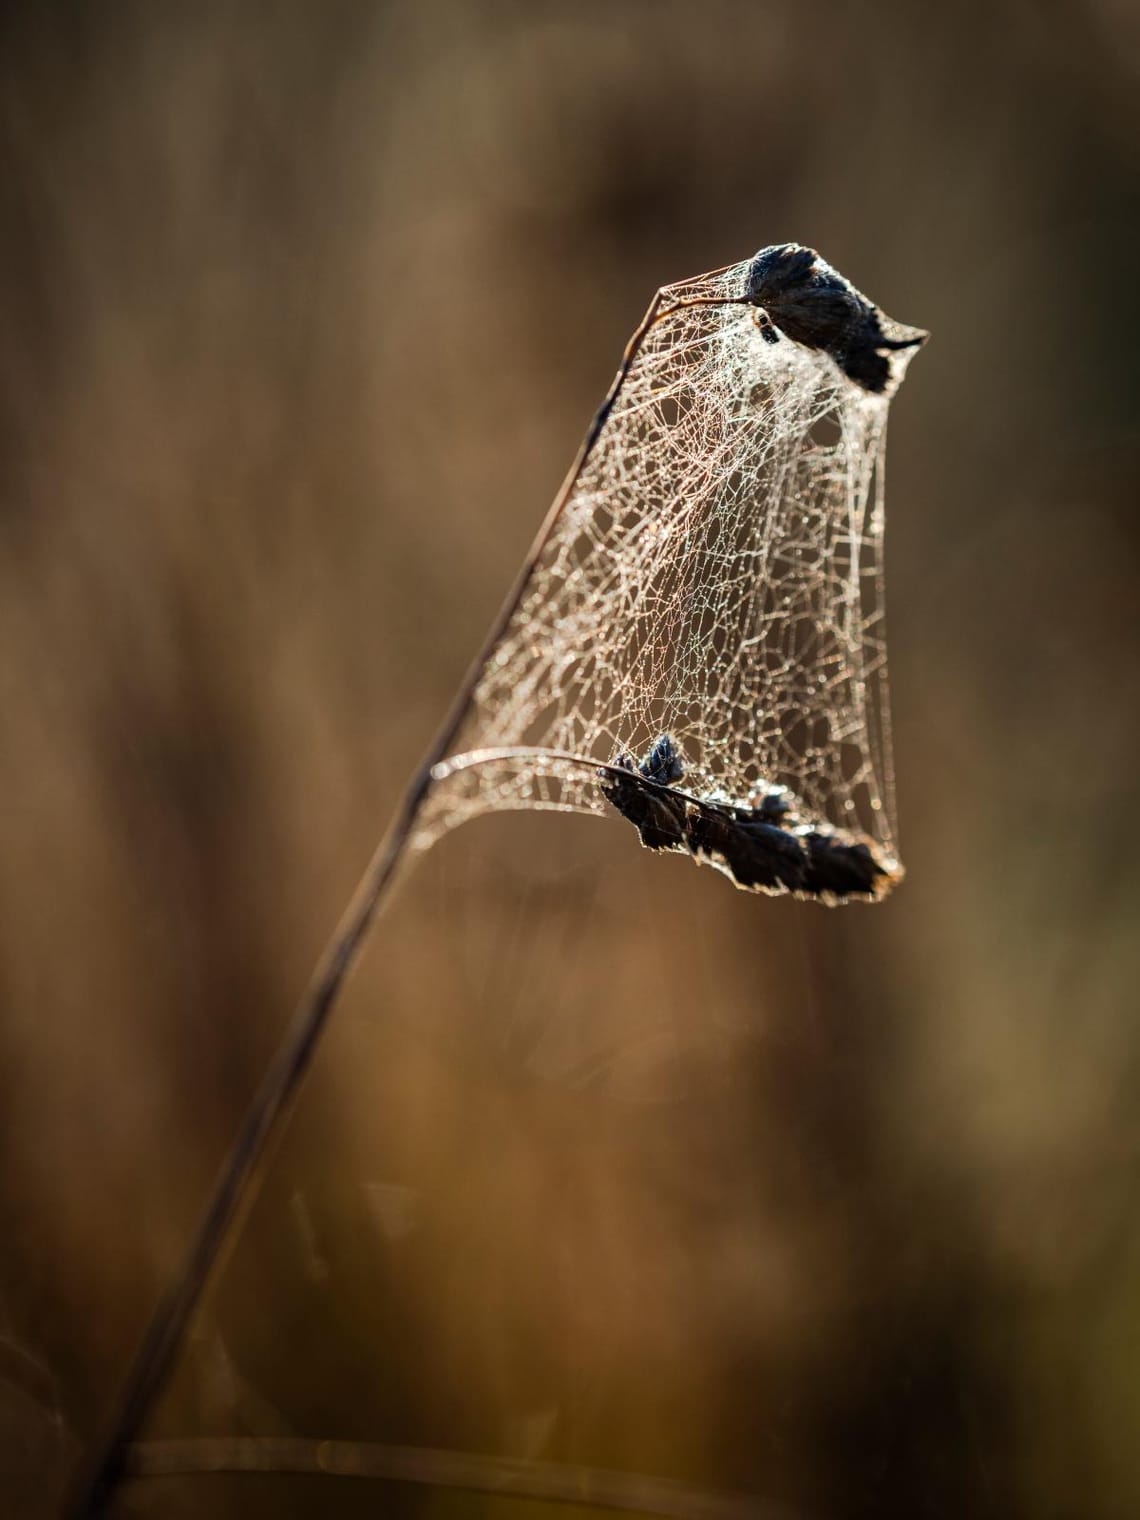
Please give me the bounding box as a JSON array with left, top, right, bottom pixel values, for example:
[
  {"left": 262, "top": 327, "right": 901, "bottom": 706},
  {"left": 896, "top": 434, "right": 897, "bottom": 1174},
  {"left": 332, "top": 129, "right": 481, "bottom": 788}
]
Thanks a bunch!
[{"left": 420, "top": 246, "right": 925, "bottom": 903}]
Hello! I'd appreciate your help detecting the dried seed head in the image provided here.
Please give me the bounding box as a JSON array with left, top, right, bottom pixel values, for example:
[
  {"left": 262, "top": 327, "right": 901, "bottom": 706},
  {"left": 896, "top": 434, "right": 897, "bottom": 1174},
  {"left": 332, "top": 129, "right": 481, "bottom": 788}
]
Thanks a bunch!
[{"left": 745, "top": 243, "right": 927, "bottom": 394}]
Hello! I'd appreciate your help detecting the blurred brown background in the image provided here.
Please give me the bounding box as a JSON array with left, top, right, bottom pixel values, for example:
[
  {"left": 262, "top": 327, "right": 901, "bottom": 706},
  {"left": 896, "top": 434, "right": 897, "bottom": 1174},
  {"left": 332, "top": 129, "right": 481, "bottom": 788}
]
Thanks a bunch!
[{"left": 0, "top": 2, "right": 1137, "bottom": 1517}]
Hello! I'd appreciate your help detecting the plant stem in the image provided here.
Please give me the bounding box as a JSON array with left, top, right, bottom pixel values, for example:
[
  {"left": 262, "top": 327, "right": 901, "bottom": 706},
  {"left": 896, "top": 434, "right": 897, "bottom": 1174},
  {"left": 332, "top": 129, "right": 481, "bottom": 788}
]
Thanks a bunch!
[{"left": 64, "top": 281, "right": 743, "bottom": 1517}]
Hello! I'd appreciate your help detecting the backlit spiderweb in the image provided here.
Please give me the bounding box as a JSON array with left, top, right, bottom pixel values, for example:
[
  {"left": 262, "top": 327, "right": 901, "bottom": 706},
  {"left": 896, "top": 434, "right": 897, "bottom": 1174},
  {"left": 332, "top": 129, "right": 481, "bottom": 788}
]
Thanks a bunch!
[{"left": 414, "top": 255, "right": 921, "bottom": 901}]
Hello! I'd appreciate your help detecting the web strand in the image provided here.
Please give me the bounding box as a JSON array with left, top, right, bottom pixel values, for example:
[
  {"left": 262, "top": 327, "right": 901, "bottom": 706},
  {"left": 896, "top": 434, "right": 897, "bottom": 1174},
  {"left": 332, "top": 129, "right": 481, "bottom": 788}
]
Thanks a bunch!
[{"left": 420, "top": 257, "right": 919, "bottom": 900}]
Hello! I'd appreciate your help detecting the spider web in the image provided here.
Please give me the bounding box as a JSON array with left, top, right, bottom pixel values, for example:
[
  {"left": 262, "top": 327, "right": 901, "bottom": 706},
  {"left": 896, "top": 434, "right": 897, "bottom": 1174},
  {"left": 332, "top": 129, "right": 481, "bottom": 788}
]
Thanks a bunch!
[{"left": 414, "top": 256, "right": 921, "bottom": 899}]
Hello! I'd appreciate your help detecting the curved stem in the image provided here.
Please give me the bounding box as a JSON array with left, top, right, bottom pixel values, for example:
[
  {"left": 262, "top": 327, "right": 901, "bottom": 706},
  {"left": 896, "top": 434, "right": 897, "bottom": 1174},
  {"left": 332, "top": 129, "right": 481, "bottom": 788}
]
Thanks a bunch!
[
  {"left": 126, "top": 1437, "right": 785, "bottom": 1520},
  {"left": 64, "top": 284, "right": 744, "bottom": 1518},
  {"left": 62, "top": 804, "right": 415, "bottom": 1519}
]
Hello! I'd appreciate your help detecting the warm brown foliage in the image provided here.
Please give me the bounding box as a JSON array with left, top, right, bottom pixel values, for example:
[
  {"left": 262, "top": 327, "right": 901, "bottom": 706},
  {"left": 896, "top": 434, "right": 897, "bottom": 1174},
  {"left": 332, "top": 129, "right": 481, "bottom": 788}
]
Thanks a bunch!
[{"left": 0, "top": 4, "right": 1137, "bottom": 1517}]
